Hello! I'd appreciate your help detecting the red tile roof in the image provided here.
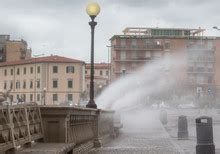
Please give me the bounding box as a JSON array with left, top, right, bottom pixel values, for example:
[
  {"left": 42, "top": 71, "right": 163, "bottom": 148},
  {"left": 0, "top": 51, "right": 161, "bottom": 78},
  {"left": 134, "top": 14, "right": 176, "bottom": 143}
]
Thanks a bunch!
[
  {"left": 0, "top": 55, "right": 85, "bottom": 67},
  {"left": 86, "top": 63, "right": 110, "bottom": 69}
]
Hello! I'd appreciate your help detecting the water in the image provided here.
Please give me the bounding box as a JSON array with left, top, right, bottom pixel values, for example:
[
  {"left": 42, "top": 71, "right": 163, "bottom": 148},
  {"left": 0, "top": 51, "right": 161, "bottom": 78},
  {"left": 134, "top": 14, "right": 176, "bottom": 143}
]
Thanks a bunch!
[{"left": 96, "top": 56, "right": 184, "bottom": 111}]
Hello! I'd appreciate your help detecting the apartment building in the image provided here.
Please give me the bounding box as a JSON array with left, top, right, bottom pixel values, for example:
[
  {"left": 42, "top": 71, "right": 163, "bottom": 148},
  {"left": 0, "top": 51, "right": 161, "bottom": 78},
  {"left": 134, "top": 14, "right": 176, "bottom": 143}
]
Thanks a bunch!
[
  {"left": 110, "top": 27, "right": 220, "bottom": 101},
  {"left": 0, "top": 55, "right": 85, "bottom": 105},
  {"left": 0, "top": 35, "right": 31, "bottom": 62},
  {"left": 85, "top": 63, "right": 110, "bottom": 97}
]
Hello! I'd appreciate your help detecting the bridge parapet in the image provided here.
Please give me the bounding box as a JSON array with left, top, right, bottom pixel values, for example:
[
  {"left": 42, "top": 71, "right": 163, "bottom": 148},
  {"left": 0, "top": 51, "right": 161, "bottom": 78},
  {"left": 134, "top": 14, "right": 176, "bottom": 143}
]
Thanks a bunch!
[
  {"left": 40, "top": 106, "right": 116, "bottom": 153},
  {"left": 0, "top": 105, "right": 119, "bottom": 153}
]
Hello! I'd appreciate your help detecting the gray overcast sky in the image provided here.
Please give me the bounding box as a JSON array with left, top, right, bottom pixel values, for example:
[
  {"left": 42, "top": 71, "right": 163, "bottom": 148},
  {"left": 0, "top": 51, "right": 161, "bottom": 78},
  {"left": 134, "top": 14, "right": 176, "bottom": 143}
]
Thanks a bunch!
[{"left": 0, "top": 0, "right": 220, "bottom": 63}]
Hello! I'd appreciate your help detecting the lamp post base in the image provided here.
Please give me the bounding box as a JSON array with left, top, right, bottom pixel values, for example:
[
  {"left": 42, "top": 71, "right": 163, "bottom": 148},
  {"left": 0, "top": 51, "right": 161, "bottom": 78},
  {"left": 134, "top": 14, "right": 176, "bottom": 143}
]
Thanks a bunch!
[{"left": 86, "top": 100, "right": 97, "bottom": 109}]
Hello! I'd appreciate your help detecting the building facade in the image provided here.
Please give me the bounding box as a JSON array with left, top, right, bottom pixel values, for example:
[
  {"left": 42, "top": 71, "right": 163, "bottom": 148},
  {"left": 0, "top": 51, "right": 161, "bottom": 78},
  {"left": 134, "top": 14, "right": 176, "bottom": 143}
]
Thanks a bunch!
[
  {"left": 0, "top": 35, "right": 31, "bottom": 62},
  {"left": 110, "top": 27, "right": 220, "bottom": 103},
  {"left": 0, "top": 55, "right": 85, "bottom": 105},
  {"left": 85, "top": 63, "right": 110, "bottom": 98}
]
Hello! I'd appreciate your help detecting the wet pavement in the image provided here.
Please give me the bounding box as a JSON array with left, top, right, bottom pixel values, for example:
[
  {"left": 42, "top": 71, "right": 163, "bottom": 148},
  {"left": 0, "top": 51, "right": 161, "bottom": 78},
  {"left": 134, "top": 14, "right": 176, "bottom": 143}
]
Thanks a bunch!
[
  {"left": 90, "top": 109, "right": 183, "bottom": 154},
  {"left": 90, "top": 108, "right": 220, "bottom": 154},
  {"left": 166, "top": 108, "right": 220, "bottom": 154}
]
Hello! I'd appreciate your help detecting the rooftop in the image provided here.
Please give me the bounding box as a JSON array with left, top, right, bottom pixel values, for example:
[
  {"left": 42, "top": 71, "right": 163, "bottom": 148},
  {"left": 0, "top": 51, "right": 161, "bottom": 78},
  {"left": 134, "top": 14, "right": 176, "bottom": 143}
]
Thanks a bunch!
[
  {"left": 0, "top": 55, "right": 85, "bottom": 67},
  {"left": 123, "top": 27, "right": 205, "bottom": 36},
  {"left": 86, "top": 63, "right": 110, "bottom": 69}
]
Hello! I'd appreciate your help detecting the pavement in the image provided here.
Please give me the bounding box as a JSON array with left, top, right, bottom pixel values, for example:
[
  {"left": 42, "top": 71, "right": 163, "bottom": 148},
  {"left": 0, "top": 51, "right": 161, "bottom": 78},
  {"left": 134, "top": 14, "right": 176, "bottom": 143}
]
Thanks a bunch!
[
  {"left": 90, "top": 108, "right": 220, "bottom": 154},
  {"left": 165, "top": 108, "right": 220, "bottom": 154},
  {"left": 90, "top": 109, "right": 184, "bottom": 154}
]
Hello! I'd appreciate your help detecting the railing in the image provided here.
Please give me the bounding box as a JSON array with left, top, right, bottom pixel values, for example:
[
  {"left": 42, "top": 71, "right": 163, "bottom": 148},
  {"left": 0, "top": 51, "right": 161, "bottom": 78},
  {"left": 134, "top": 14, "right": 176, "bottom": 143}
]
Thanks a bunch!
[
  {"left": 98, "top": 110, "right": 115, "bottom": 144},
  {"left": 187, "top": 44, "right": 215, "bottom": 51},
  {"left": 0, "top": 105, "right": 119, "bottom": 153},
  {"left": 40, "top": 106, "right": 117, "bottom": 153},
  {"left": 113, "top": 57, "right": 152, "bottom": 62},
  {"left": 0, "top": 104, "right": 44, "bottom": 153},
  {"left": 113, "top": 45, "right": 163, "bottom": 50}
]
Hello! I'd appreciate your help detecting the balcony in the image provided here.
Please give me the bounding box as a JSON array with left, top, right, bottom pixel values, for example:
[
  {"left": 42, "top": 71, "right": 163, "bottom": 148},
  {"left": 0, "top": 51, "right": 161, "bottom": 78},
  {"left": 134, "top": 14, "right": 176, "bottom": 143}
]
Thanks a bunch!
[
  {"left": 187, "top": 44, "right": 215, "bottom": 51},
  {"left": 187, "top": 57, "right": 215, "bottom": 63},
  {"left": 187, "top": 69, "right": 214, "bottom": 74},
  {"left": 113, "top": 57, "right": 152, "bottom": 62},
  {"left": 113, "top": 44, "right": 163, "bottom": 51}
]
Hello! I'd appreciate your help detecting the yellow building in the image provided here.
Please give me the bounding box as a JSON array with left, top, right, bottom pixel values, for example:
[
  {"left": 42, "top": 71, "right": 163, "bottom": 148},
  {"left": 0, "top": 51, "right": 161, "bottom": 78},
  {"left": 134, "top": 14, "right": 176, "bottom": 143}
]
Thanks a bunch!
[
  {"left": 85, "top": 63, "right": 110, "bottom": 97},
  {"left": 0, "top": 55, "right": 85, "bottom": 105}
]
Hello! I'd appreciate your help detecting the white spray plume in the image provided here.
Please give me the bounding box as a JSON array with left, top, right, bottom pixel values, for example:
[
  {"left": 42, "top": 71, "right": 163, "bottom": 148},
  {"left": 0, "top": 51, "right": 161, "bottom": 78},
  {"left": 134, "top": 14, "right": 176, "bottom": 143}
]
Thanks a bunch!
[{"left": 96, "top": 55, "right": 185, "bottom": 111}]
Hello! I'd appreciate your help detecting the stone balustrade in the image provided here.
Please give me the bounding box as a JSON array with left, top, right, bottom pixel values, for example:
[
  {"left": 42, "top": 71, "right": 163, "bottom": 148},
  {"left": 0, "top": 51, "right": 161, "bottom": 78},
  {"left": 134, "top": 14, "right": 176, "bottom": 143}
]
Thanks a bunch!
[{"left": 0, "top": 105, "right": 119, "bottom": 153}]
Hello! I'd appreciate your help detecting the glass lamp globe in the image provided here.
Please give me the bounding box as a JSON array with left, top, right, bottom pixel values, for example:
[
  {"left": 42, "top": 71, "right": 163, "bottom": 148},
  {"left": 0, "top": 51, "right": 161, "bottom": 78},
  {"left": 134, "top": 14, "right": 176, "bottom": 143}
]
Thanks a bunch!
[{"left": 86, "top": 2, "right": 100, "bottom": 16}]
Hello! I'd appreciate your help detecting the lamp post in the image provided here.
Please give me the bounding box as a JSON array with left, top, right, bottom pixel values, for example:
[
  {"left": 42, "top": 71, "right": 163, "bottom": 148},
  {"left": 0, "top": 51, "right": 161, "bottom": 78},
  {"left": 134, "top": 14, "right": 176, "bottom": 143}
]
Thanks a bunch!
[
  {"left": 33, "top": 54, "right": 44, "bottom": 103},
  {"left": 43, "top": 87, "right": 46, "bottom": 105},
  {"left": 86, "top": 2, "right": 100, "bottom": 109}
]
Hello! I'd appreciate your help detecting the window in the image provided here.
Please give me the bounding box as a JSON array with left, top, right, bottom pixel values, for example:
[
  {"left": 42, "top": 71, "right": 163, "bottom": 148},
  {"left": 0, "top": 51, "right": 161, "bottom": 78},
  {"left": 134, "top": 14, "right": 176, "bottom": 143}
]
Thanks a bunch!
[
  {"left": 53, "top": 80, "right": 58, "bottom": 88},
  {"left": 164, "top": 42, "right": 170, "bottom": 49},
  {"left": 208, "top": 76, "right": 213, "bottom": 84},
  {"left": 30, "top": 94, "right": 33, "bottom": 102},
  {"left": 100, "top": 70, "right": 103, "bottom": 76},
  {"left": 68, "top": 80, "right": 73, "bottom": 88},
  {"left": 11, "top": 69, "right": 13, "bottom": 76},
  {"left": 23, "top": 80, "right": 26, "bottom": 89},
  {"left": 17, "top": 68, "right": 20, "bottom": 75},
  {"left": 4, "top": 82, "right": 7, "bottom": 90},
  {"left": 196, "top": 75, "right": 204, "bottom": 84},
  {"left": 207, "top": 63, "right": 214, "bottom": 72},
  {"left": 131, "top": 51, "right": 136, "bottom": 59},
  {"left": 11, "top": 95, "right": 14, "bottom": 102},
  {"left": 30, "top": 80, "right": 33, "bottom": 89},
  {"left": 106, "top": 70, "right": 109, "bottom": 76},
  {"left": 120, "top": 64, "right": 126, "bottom": 72},
  {"left": 37, "top": 94, "right": 40, "bottom": 101},
  {"left": 53, "top": 94, "right": 58, "bottom": 102},
  {"left": 188, "top": 67, "right": 193, "bottom": 72},
  {"left": 66, "top": 66, "right": 75, "bottom": 73},
  {"left": 30, "top": 67, "right": 33, "bottom": 74},
  {"left": 121, "top": 51, "right": 126, "bottom": 60},
  {"left": 10, "top": 81, "right": 13, "bottom": 89},
  {"left": 37, "top": 66, "right": 40, "bottom": 73},
  {"left": 120, "top": 39, "right": 126, "bottom": 47},
  {"left": 23, "top": 94, "right": 26, "bottom": 102},
  {"left": 67, "top": 94, "right": 73, "bottom": 101},
  {"left": 53, "top": 66, "right": 58, "bottom": 73},
  {"left": 16, "top": 81, "right": 20, "bottom": 89},
  {"left": 131, "top": 39, "right": 137, "bottom": 47},
  {"left": 85, "top": 70, "right": 87, "bottom": 74},
  {"left": 196, "top": 67, "right": 205, "bottom": 72},
  {"left": 145, "top": 51, "right": 151, "bottom": 58},
  {"left": 4, "top": 69, "right": 7, "bottom": 76},
  {"left": 37, "top": 80, "right": 40, "bottom": 88},
  {"left": 23, "top": 67, "right": 26, "bottom": 75}
]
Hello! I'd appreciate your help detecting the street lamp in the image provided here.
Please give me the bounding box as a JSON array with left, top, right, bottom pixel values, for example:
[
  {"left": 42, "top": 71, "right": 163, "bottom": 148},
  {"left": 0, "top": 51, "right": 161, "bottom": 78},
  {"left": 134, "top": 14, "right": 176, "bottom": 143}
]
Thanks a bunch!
[
  {"left": 86, "top": 2, "right": 100, "bottom": 109},
  {"left": 33, "top": 54, "right": 44, "bottom": 103},
  {"left": 43, "top": 87, "right": 46, "bottom": 105}
]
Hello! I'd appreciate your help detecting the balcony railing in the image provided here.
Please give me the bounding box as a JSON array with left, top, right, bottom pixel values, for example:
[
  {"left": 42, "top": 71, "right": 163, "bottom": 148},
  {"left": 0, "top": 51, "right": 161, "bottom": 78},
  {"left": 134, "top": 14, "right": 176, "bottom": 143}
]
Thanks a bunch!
[
  {"left": 187, "top": 44, "right": 215, "bottom": 51},
  {"left": 188, "top": 57, "right": 215, "bottom": 63},
  {"left": 113, "top": 45, "right": 163, "bottom": 51},
  {"left": 187, "top": 69, "right": 214, "bottom": 74},
  {"left": 113, "top": 57, "right": 152, "bottom": 62}
]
